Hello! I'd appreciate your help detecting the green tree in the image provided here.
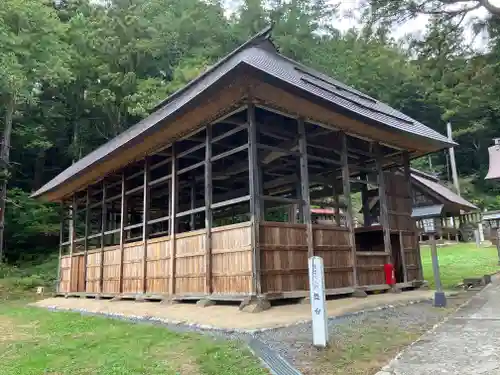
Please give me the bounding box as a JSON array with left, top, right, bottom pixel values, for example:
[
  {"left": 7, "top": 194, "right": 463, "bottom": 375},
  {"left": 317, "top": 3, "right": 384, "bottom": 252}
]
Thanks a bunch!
[{"left": 0, "top": 0, "right": 72, "bottom": 260}]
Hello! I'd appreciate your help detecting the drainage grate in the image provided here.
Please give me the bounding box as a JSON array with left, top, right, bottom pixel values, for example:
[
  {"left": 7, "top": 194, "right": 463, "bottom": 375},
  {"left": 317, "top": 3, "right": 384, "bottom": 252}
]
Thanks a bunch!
[{"left": 248, "top": 338, "right": 303, "bottom": 375}]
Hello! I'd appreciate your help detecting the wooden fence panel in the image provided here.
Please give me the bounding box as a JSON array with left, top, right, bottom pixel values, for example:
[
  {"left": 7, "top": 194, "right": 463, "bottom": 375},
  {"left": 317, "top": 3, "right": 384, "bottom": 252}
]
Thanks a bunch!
[
  {"left": 85, "top": 251, "right": 102, "bottom": 293},
  {"left": 122, "top": 241, "right": 144, "bottom": 294},
  {"left": 146, "top": 237, "right": 170, "bottom": 294},
  {"left": 174, "top": 229, "right": 205, "bottom": 294},
  {"left": 314, "top": 226, "right": 353, "bottom": 289},
  {"left": 102, "top": 247, "right": 121, "bottom": 293},
  {"left": 59, "top": 255, "right": 71, "bottom": 293},
  {"left": 211, "top": 222, "right": 252, "bottom": 295},
  {"left": 260, "top": 222, "right": 308, "bottom": 294},
  {"left": 357, "top": 252, "right": 386, "bottom": 285}
]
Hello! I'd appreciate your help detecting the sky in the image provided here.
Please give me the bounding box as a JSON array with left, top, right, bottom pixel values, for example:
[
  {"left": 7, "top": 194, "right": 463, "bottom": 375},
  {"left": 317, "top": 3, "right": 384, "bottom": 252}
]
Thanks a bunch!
[{"left": 222, "top": 0, "right": 491, "bottom": 45}]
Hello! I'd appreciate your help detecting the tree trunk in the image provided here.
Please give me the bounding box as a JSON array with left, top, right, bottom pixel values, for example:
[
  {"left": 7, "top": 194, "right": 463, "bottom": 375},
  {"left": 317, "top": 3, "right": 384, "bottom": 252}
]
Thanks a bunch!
[{"left": 0, "top": 95, "right": 15, "bottom": 261}]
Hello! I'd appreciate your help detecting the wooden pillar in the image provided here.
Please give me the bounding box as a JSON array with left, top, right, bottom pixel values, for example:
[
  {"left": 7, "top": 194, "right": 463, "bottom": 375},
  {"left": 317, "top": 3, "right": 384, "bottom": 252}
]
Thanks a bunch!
[
  {"left": 333, "top": 181, "right": 341, "bottom": 227},
  {"left": 341, "top": 132, "right": 358, "bottom": 287},
  {"left": 68, "top": 194, "right": 77, "bottom": 293},
  {"left": 118, "top": 173, "right": 126, "bottom": 294},
  {"left": 298, "top": 118, "right": 313, "bottom": 259},
  {"left": 399, "top": 230, "right": 408, "bottom": 282},
  {"left": 83, "top": 188, "right": 90, "bottom": 293},
  {"left": 403, "top": 151, "right": 423, "bottom": 280},
  {"left": 296, "top": 169, "right": 303, "bottom": 223},
  {"left": 190, "top": 179, "right": 196, "bottom": 230},
  {"left": 169, "top": 144, "right": 178, "bottom": 296},
  {"left": 375, "top": 144, "right": 392, "bottom": 260},
  {"left": 142, "top": 158, "right": 150, "bottom": 294},
  {"left": 205, "top": 125, "right": 213, "bottom": 294},
  {"left": 99, "top": 179, "right": 106, "bottom": 294},
  {"left": 248, "top": 104, "right": 262, "bottom": 295},
  {"left": 57, "top": 202, "right": 64, "bottom": 294},
  {"left": 361, "top": 173, "right": 371, "bottom": 227}
]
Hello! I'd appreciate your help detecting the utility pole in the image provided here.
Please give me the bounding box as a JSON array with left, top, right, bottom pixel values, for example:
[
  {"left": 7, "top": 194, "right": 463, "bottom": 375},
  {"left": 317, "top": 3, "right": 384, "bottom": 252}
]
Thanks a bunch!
[{"left": 447, "top": 122, "right": 460, "bottom": 196}]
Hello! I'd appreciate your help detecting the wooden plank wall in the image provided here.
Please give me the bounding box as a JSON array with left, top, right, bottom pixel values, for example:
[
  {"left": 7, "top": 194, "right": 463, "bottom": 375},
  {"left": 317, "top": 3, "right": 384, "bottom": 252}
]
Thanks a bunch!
[
  {"left": 85, "top": 250, "right": 102, "bottom": 293},
  {"left": 356, "top": 252, "right": 386, "bottom": 286},
  {"left": 402, "top": 234, "right": 421, "bottom": 281},
  {"left": 146, "top": 237, "right": 171, "bottom": 294},
  {"left": 174, "top": 229, "right": 206, "bottom": 295},
  {"left": 259, "top": 222, "right": 353, "bottom": 294},
  {"left": 59, "top": 255, "right": 71, "bottom": 293},
  {"left": 59, "top": 222, "right": 254, "bottom": 297},
  {"left": 211, "top": 222, "right": 252, "bottom": 294}
]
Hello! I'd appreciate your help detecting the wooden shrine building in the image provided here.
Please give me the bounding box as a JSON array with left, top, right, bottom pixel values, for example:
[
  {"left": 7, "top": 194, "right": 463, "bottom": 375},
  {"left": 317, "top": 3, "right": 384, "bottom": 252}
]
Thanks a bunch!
[
  {"left": 33, "top": 27, "right": 455, "bottom": 302},
  {"left": 410, "top": 169, "right": 478, "bottom": 243}
]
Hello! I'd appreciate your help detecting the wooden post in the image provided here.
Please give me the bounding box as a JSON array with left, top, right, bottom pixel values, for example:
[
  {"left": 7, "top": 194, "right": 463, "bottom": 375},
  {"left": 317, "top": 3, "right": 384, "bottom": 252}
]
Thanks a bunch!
[
  {"left": 142, "top": 158, "right": 150, "bottom": 294},
  {"left": 361, "top": 173, "right": 371, "bottom": 227},
  {"left": 341, "top": 133, "right": 358, "bottom": 287},
  {"left": 375, "top": 143, "right": 392, "bottom": 258},
  {"left": 205, "top": 125, "right": 213, "bottom": 294},
  {"left": 169, "top": 144, "right": 178, "bottom": 296},
  {"left": 247, "top": 104, "right": 262, "bottom": 295},
  {"left": 333, "top": 181, "right": 341, "bottom": 227},
  {"left": 83, "top": 188, "right": 90, "bottom": 293},
  {"left": 99, "top": 179, "right": 107, "bottom": 294},
  {"left": 298, "top": 118, "right": 313, "bottom": 259},
  {"left": 399, "top": 230, "right": 408, "bottom": 282},
  {"left": 296, "top": 169, "right": 303, "bottom": 223},
  {"left": 68, "top": 194, "right": 76, "bottom": 293},
  {"left": 118, "top": 173, "right": 126, "bottom": 294},
  {"left": 57, "top": 202, "right": 64, "bottom": 294},
  {"left": 403, "top": 151, "right": 423, "bottom": 280},
  {"left": 190, "top": 179, "right": 196, "bottom": 230}
]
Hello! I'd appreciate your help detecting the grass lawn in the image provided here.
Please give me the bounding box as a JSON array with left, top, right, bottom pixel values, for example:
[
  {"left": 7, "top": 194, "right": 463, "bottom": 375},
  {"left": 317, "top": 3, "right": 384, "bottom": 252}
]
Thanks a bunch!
[
  {"left": 421, "top": 243, "right": 500, "bottom": 289},
  {"left": 0, "top": 302, "right": 267, "bottom": 375}
]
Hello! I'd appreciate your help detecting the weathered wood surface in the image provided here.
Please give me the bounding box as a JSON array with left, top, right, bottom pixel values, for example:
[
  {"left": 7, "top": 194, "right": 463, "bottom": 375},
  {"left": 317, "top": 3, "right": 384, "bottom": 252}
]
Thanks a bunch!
[{"left": 61, "top": 222, "right": 253, "bottom": 297}]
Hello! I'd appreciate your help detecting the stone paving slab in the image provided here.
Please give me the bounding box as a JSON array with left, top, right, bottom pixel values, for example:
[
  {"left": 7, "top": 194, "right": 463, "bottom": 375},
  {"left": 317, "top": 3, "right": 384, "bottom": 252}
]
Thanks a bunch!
[
  {"left": 33, "top": 290, "right": 433, "bottom": 331},
  {"left": 378, "top": 280, "right": 500, "bottom": 375}
]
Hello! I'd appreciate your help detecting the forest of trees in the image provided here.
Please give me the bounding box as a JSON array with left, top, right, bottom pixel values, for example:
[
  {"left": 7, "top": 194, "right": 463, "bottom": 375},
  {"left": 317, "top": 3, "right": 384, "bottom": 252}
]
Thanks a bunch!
[{"left": 1, "top": 0, "right": 500, "bottom": 262}]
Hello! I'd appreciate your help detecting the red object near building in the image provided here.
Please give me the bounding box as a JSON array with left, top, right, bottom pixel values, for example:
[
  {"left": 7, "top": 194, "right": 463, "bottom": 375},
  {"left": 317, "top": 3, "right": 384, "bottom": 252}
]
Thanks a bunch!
[{"left": 384, "top": 263, "right": 396, "bottom": 285}]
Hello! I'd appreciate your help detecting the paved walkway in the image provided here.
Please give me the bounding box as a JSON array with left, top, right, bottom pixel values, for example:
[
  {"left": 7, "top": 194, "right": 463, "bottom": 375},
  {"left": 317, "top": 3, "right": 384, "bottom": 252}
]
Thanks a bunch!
[
  {"left": 379, "top": 279, "right": 500, "bottom": 375},
  {"left": 34, "top": 290, "right": 433, "bottom": 331}
]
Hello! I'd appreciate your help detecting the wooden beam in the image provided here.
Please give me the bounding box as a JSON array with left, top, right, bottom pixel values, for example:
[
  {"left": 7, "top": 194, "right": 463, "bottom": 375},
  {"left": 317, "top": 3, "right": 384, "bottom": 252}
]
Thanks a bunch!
[
  {"left": 212, "top": 124, "right": 248, "bottom": 143},
  {"left": 99, "top": 180, "right": 107, "bottom": 293},
  {"left": 261, "top": 195, "right": 301, "bottom": 204},
  {"left": 248, "top": 104, "right": 262, "bottom": 295},
  {"left": 375, "top": 143, "right": 392, "bottom": 260},
  {"left": 169, "top": 144, "right": 178, "bottom": 296},
  {"left": 205, "top": 125, "right": 213, "bottom": 294},
  {"left": 211, "top": 143, "right": 248, "bottom": 162},
  {"left": 142, "top": 158, "right": 150, "bottom": 294},
  {"left": 341, "top": 132, "right": 358, "bottom": 287},
  {"left": 298, "top": 118, "right": 314, "bottom": 259},
  {"left": 118, "top": 173, "right": 127, "bottom": 294}
]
